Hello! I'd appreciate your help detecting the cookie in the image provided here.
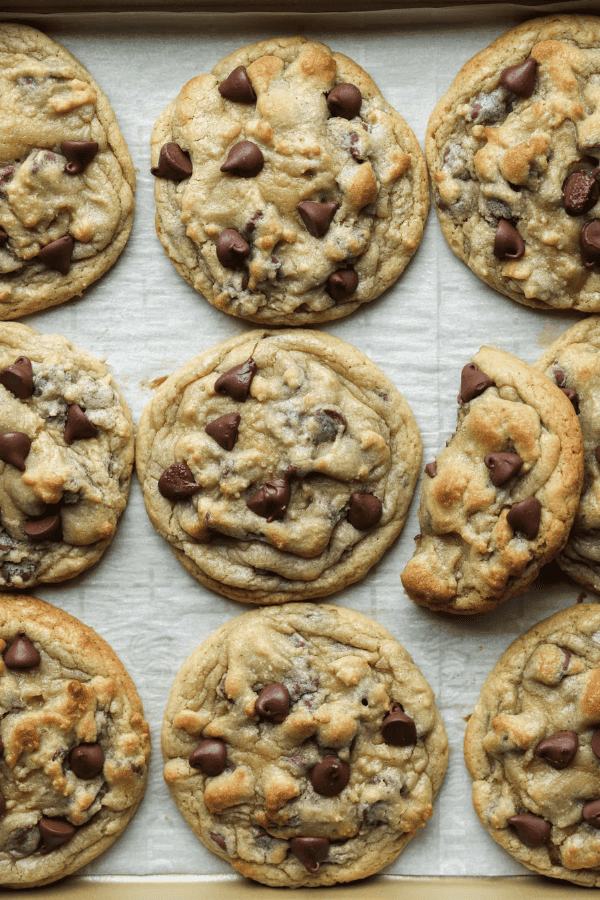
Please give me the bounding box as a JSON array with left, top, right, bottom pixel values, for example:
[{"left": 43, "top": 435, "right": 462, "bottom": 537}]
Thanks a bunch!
[
  {"left": 536, "top": 317, "right": 600, "bottom": 594},
  {"left": 0, "top": 23, "right": 135, "bottom": 319},
  {"left": 162, "top": 602, "right": 447, "bottom": 887},
  {"left": 0, "top": 593, "right": 150, "bottom": 888},
  {"left": 464, "top": 602, "right": 600, "bottom": 887},
  {"left": 400, "top": 346, "right": 584, "bottom": 615},
  {"left": 0, "top": 322, "right": 134, "bottom": 589},
  {"left": 136, "top": 329, "right": 421, "bottom": 604},
  {"left": 426, "top": 15, "right": 600, "bottom": 312},
  {"left": 150, "top": 36, "right": 428, "bottom": 325}
]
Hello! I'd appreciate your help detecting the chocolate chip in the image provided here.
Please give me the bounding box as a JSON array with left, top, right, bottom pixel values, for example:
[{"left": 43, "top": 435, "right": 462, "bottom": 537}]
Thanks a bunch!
[
  {"left": 592, "top": 730, "right": 600, "bottom": 759},
  {"left": 381, "top": 703, "right": 417, "bottom": 746},
  {"left": 38, "top": 818, "right": 76, "bottom": 852},
  {"left": 325, "top": 268, "right": 358, "bottom": 302},
  {"left": 0, "top": 356, "right": 33, "bottom": 399},
  {"left": 158, "top": 461, "right": 201, "bottom": 501},
  {"left": 313, "top": 409, "right": 346, "bottom": 443},
  {"left": 38, "top": 235, "right": 74, "bottom": 276},
  {"left": 347, "top": 493, "right": 382, "bottom": 530},
  {"left": 494, "top": 219, "right": 525, "bottom": 260},
  {"left": 188, "top": 738, "right": 227, "bottom": 776},
  {"left": 4, "top": 631, "right": 40, "bottom": 669},
  {"left": 534, "top": 731, "right": 578, "bottom": 769},
  {"left": 554, "top": 369, "right": 565, "bottom": 386},
  {"left": 425, "top": 462, "right": 437, "bottom": 478},
  {"left": 459, "top": 363, "right": 494, "bottom": 403},
  {"left": 484, "top": 452, "right": 522, "bottom": 486},
  {"left": 214, "top": 357, "right": 257, "bottom": 402},
  {"left": 297, "top": 201, "right": 340, "bottom": 238},
  {"left": 561, "top": 387, "right": 579, "bottom": 412},
  {"left": 220, "top": 141, "right": 264, "bottom": 178},
  {"left": 580, "top": 221, "right": 600, "bottom": 268},
  {"left": 24, "top": 514, "right": 62, "bottom": 542},
  {"left": 507, "top": 497, "right": 541, "bottom": 540},
  {"left": 61, "top": 140, "right": 99, "bottom": 175},
  {"left": 210, "top": 832, "right": 227, "bottom": 850},
  {"left": 0, "top": 790, "right": 5, "bottom": 818},
  {"left": 247, "top": 477, "right": 291, "bottom": 522},
  {"left": 563, "top": 171, "right": 600, "bottom": 216},
  {"left": 216, "top": 229, "right": 250, "bottom": 268},
  {"left": 499, "top": 57, "right": 538, "bottom": 98},
  {"left": 0, "top": 735, "right": 4, "bottom": 755},
  {"left": 596, "top": 447, "right": 600, "bottom": 466},
  {"left": 205, "top": 413, "right": 240, "bottom": 451},
  {"left": 327, "top": 83, "right": 362, "bottom": 119},
  {"left": 583, "top": 799, "right": 600, "bottom": 828},
  {"left": 0, "top": 228, "right": 8, "bottom": 246},
  {"left": 255, "top": 683, "right": 290, "bottom": 723},
  {"left": 218, "top": 66, "right": 256, "bottom": 103},
  {"left": 290, "top": 836, "right": 329, "bottom": 874},
  {"left": 507, "top": 812, "right": 551, "bottom": 848},
  {"left": 64, "top": 404, "right": 98, "bottom": 445},
  {"left": 310, "top": 756, "right": 350, "bottom": 797},
  {"left": 151, "top": 142, "right": 192, "bottom": 180},
  {"left": 70, "top": 743, "right": 104, "bottom": 779},
  {"left": 0, "top": 432, "right": 31, "bottom": 471}
]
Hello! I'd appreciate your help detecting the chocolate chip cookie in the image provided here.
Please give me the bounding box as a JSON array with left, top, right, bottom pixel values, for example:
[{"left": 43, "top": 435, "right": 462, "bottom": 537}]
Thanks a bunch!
[
  {"left": 465, "top": 602, "right": 600, "bottom": 886},
  {"left": 401, "top": 346, "right": 584, "bottom": 615},
  {"left": 0, "top": 322, "right": 134, "bottom": 588},
  {"left": 0, "top": 23, "right": 135, "bottom": 318},
  {"left": 136, "top": 329, "right": 421, "bottom": 604},
  {"left": 426, "top": 15, "right": 600, "bottom": 312},
  {"left": 536, "top": 317, "right": 600, "bottom": 594},
  {"left": 0, "top": 593, "right": 150, "bottom": 888},
  {"left": 151, "top": 36, "right": 428, "bottom": 325},
  {"left": 162, "top": 603, "right": 447, "bottom": 887}
]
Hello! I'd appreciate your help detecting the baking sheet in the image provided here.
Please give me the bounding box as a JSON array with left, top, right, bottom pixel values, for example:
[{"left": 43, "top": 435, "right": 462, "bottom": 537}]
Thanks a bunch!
[{"left": 0, "top": 3, "right": 597, "bottom": 886}]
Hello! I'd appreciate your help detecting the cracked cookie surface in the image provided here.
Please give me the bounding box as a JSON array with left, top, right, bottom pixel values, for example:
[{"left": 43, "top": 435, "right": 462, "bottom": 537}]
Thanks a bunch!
[
  {"left": 426, "top": 15, "right": 600, "bottom": 312},
  {"left": 136, "top": 329, "right": 421, "bottom": 604},
  {"left": 0, "top": 23, "right": 135, "bottom": 319},
  {"left": 401, "top": 346, "right": 583, "bottom": 615},
  {"left": 0, "top": 322, "right": 134, "bottom": 589},
  {"left": 162, "top": 603, "right": 447, "bottom": 887},
  {"left": 0, "top": 593, "right": 150, "bottom": 888},
  {"left": 465, "top": 602, "right": 600, "bottom": 887},
  {"left": 151, "top": 36, "right": 428, "bottom": 325}
]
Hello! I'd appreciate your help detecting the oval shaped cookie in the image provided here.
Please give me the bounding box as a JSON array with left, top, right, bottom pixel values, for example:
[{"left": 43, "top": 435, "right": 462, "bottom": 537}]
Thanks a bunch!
[
  {"left": 136, "top": 329, "right": 421, "bottom": 604},
  {"left": 0, "top": 593, "right": 150, "bottom": 888},
  {"left": 0, "top": 322, "right": 134, "bottom": 588},
  {"left": 401, "top": 346, "right": 584, "bottom": 614},
  {"left": 151, "top": 36, "right": 428, "bottom": 325},
  {"left": 465, "top": 603, "right": 600, "bottom": 887},
  {"left": 426, "top": 14, "right": 600, "bottom": 312},
  {"left": 162, "top": 603, "right": 447, "bottom": 887}
]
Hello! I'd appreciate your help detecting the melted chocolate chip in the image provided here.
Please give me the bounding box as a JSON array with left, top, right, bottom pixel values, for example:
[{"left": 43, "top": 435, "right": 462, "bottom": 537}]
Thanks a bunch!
[
  {"left": 494, "top": 219, "right": 525, "bottom": 260},
  {"left": 563, "top": 170, "right": 600, "bottom": 216},
  {"left": 0, "top": 432, "right": 31, "bottom": 471},
  {"left": 70, "top": 743, "right": 105, "bottom": 779},
  {"left": 255, "top": 683, "right": 290, "bottom": 723},
  {"left": 247, "top": 477, "right": 291, "bottom": 521},
  {"left": 289, "top": 836, "right": 329, "bottom": 874},
  {"left": 188, "top": 738, "right": 227, "bottom": 776},
  {"left": 158, "top": 461, "right": 201, "bottom": 501},
  {"left": 220, "top": 141, "right": 264, "bottom": 178},
  {"left": 507, "top": 812, "right": 551, "bottom": 848},
  {"left": 347, "top": 493, "right": 382, "bottom": 530},
  {"left": 4, "top": 631, "right": 40, "bottom": 669},
  {"left": 216, "top": 229, "right": 250, "bottom": 268},
  {"left": 506, "top": 497, "right": 541, "bottom": 540},
  {"left": 297, "top": 201, "right": 340, "bottom": 238},
  {"left": 151, "top": 142, "right": 192, "bottom": 180},
  {"left": 534, "top": 731, "right": 578, "bottom": 769},
  {"left": 561, "top": 387, "right": 579, "bottom": 412},
  {"left": 580, "top": 221, "right": 600, "bottom": 268},
  {"left": 38, "top": 235, "right": 74, "bottom": 275},
  {"left": 596, "top": 447, "right": 600, "bottom": 466},
  {"left": 0, "top": 228, "right": 7, "bottom": 246},
  {"left": 24, "top": 513, "right": 62, "bottom": 542},
  {"left": 38, "top": 818, "right": 76, "bottom": 852},
  {"left": 326, "top": 268, "right": 358, "bottom": 302},
  {"left": 310, "top": 756, "right": 350, "bottom": 797},
  {"left": 215, "top": 357, "right": 257, "bottom": 402},
  {"left": 0, "top": 356, "right": 33, "bottom": 399},
  {"left": 424, "top": 461, "right": 437, "bottom": 478},
  {"left": 218, "top": 66, "right": 256, "bottom": 103},
  {"left": 210, "top": 832, "right": 227, "bottom": 850},
  {"left": 0, "top": 790, "right": 5, "bottom": 818},
  {"left": 381, "top": 703, "right": 417, "bottom": 746},
  {"left": 61, "top": 140, "right": 99, "bottom": 175},
  {"left": 484, "top": 452, "right": 522, "bottom": 486},
  {"left": 205, "top": 413, "right": 241, "bottom": 451},
  {"left": 499, "top": 58, "right": 538, "bottom": 98},
  {"left": 327, "top": 83, "right": 362, "bottom": 119},
  {"left": 64, "top": 404, "right": 98, "bottom": 444},
  {"left": 591, "top": 729, "right": 600, "bottom": 759},
  {"left": 583, "top": 799, "right": 600, "bottom": 828},
  {"left": 459, "top": 363, "right": 494, "bottom": 403}
]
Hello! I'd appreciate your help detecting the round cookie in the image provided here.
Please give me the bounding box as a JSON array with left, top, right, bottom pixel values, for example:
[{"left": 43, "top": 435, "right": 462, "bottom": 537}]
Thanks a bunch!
[
  {"left": 162, "top": 603, "right": 447, "bottom": 888},
  {"left": 0, "top": 23, "right": 135, "bottom": 319},
  {"left": 426, "top": 15, "right": 600, "bottom": 312},
  {"left": 136, "top": 329, "right": 422, "bottom": 604},
  {"left": 0, "top": 593, "right": 150, "bottom": 888},
  {"left": 465, "top": 603, "right": 600, "bottom": 887},
  {"left": 401, "top": 346, "right": 584, "bottom": 615},
  {"left": 0, "top": 322, "right": 134, "bottom": 589},
  {"left": 536, "top": 317, "right": 600, "bottom": 593},
  {"left": 150, "top": 36, "right": 429, "bottom": 325}
]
